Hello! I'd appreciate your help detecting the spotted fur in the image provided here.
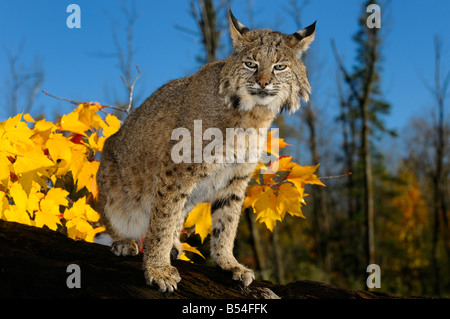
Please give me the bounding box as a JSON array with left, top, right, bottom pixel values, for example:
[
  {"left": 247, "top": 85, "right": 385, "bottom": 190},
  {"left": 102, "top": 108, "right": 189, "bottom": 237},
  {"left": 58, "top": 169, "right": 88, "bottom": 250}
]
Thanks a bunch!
[{"left": 96, "top": 10, "right": 315, "bottom": 293}]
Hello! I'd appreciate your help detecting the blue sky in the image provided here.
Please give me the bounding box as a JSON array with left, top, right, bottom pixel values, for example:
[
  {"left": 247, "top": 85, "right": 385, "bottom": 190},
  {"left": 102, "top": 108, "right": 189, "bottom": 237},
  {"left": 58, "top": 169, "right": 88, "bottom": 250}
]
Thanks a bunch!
[{"left": 1, "top": 0, "right": 449, "bottom": 135}]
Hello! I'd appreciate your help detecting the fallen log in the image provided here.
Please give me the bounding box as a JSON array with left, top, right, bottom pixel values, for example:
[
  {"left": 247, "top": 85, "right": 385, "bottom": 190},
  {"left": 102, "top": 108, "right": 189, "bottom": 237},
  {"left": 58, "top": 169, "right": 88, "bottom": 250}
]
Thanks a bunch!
[{"left": 0, "top": 220, "right": 405, "bottom": 299}]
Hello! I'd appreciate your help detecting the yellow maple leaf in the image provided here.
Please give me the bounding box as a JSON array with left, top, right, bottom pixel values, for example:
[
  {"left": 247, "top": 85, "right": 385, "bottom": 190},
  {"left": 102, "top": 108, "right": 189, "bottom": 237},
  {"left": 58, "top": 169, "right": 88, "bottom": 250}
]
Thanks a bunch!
[
  {"left": 23, "top": 113, "right": 36, "bottom": 123},
  {"left": 0, "top": 155, "right": 11, "bottom": 182},
  {"left": 30, "top": 119, "right": 58, "bottom": 148},
  {"left": 250, "top": 162, "right": 266, "bottom": 184},
  {"left": 184, "top": 202, "right": 212, "bottom": 243},
  {"left": 75, "top": 219, "right": 94, "bottom": 233},
  {"left": 45, "top": 187, "right": 69, "bottom": 207},
  {"left": 243, "top": 184, "right": 265, "bottom": 210},
  {"left": 33, "top": 118, "right": 57, "bottom": 137},
  {"left": 64, "top": 197, "right": 88, "bottom": 220},
  {"left": 64, "top": 196, "right": 99, "bottom": 241},
  {"left": 8, "top": 182, "right": 42, "bottom": 214},
  {"left": 46, "top": 134, "right": 72, "bottom": 163},
  {"left": 2, "top": 114, "right": 34, "bottom": 147},
  {"left": 75, "top": 160, "right": 100, "bottom": 198},
  {"left": 287, "top": 163, "right": 325, "bottom": 193},
  {"left": 85, "top": 226, "right": 106, "bottom": 243},
  {"left": 13, "top": 149, "right": 54, "bottom": 175},
  {"left": 3, "top": 205, "right": 32, "bottom": 226},
  {"left": 9, "top": 182, "right": 28, "bottom": 212},
  {"left": 265, "top": 129, "right": 289, "bottom": 157},
  {"left": 270, "top": 156, "right": 296, "bottom": 173},
  {"left": 77, "top": 103, "right": 102, "bottom": 130},
  {"left": 0, "top": 138, "right": 19, "bottom": 160},
  {"left": 181, "top": 242, "right": 205, "bottom": 259},
  {"left": 178, "top": 253, "right": 190, "bottom": 261},
  {"left": 67, "top": 144, "right": 88, "bottom": 179},
  {"left": 254, "top": 187, "right": 280, "bottom": 231},
  {"left": 60, "top": 111, "right": 90, "bottom": 136},
  {"left": 85, "top": 202, "right": 100, "bottom": 222},
  {"left": 35, "top": 197, "right": 63, "bottom": 230},
  {"left": 0, "top": 191, "right": 9, "bottom": 220},
  {"left": 87, "top": 132, "right": 101, "bottom": 152},
  {"left": 46, "top": 133, "right": 74, "bottom": 176},
  {"left": 276, "top": 183, "right": 305, "bottom": 219},
  {"left": 32, "top": 187, "right": 68, "bottom": 230},
  {"left": 100, "top": 114, "right": 121, "bottom": 139}
]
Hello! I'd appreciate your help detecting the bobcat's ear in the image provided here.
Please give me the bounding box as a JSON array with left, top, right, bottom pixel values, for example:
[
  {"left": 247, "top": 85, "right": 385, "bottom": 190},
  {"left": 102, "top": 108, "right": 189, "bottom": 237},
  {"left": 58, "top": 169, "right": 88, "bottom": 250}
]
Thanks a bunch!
[
  {"left": 289, "top": 21, "right": 316, "bottom": 58},
  {"left": 229, "top": 10, "right": 250, "bottom": 51}
]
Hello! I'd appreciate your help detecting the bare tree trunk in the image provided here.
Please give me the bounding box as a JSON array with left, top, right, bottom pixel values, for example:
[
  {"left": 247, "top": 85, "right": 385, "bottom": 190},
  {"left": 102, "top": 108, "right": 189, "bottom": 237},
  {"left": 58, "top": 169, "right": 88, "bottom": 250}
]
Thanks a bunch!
[
  {"left": 304, "top": 101, "right": 330, "bottom": 273},
  {"left": 430, "top": 36, "right": 450, "bottom": 295},
  {"left": 245, "top": 209, "right": 270, "bottom": 280},
  {"left": 359, "top": 31, "right": 377, "bottom": 270},
  {"left": 271, "top": 227, "right": 285, "bottom": 284},
  {"left": 190, "top": 0, "right": 227, "bottom": 63},
  {"left": 361, "top": 93, "right": 375, "bottom": 268},
  {"left": 331, "top": 19, "right": 379, "bottom": 273}
]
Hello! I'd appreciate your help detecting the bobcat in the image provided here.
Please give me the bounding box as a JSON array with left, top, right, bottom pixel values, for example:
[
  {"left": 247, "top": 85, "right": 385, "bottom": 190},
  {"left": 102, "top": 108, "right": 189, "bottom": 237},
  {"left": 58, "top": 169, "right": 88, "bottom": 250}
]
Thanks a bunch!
[{"left": 95, "top": 11, "right": 316, "bottom": 292}]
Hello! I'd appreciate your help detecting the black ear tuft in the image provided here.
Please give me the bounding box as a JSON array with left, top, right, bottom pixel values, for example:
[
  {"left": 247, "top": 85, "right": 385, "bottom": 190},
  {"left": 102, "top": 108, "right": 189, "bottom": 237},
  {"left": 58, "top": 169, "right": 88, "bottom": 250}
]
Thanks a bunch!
[
  {"left": 293, "top": 21, "right": 316, "bottom": 41},
  {"left": 228, "top": 10, "right": 251, "bottom": 51},
  {"left": 229, "top": 10, "right": 249, "bottom": 35},
  {"left": 289, "top": 20, "right": 316, "bottom": 56}
]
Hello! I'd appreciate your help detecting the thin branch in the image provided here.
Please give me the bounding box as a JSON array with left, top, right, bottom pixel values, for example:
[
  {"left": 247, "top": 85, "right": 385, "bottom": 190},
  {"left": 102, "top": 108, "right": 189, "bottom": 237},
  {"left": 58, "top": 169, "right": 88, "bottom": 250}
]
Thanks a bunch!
[
  {"left": 120, "top": 65, "right": 141, "bottom": 115},
  {"left": 5, "top": 42, "right": 44, "bottom": 115},
  {"left": 174, "top": 24, "right": 199, "bottom": 37},
  {"left": 319, "top": 172, "right": 352, "bottom": 181},
  {"left": 42, "top": 90, "right": 82, "bottom": 105},
  {"left": 42, "top": 90, "right": 122, "bottom": 114},
  {"left": 330, "top": 39, "right": 360, "bottom": 103},
  {"left": 25, "top": 71, "right": 44, "bottom": 114},
  {"left": 43, "top": 64, "right": 142, "bottom": 117}
]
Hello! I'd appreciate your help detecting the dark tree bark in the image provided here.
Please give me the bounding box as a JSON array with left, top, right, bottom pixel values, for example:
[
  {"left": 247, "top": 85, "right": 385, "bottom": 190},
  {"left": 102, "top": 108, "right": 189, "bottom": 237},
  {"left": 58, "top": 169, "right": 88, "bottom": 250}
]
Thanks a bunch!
[{"left": 0, "top": 220, "right": 412, "bottom": 299}]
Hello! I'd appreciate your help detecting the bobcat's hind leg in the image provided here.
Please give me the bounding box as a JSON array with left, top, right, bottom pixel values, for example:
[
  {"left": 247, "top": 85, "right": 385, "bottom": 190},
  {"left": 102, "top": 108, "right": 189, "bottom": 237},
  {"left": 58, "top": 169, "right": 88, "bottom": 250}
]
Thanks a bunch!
[
  {"left": 94, "top": 231, "right": 140, "bottom": 256},
  {"left": 101, "top": 198, "right": 150, "bottom": 257},
  {"left": 111, "top": 238, "right": 140, "bottom": 256},
  {"left": 96, "top": 154, "right": 149, "bottom": 258}
]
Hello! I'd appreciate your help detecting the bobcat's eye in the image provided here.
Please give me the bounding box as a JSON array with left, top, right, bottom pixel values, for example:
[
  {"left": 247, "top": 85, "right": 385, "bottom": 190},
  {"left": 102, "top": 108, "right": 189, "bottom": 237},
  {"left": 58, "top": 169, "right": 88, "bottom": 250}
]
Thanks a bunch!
[
  {"left": 274, "top": 64, "right": 287, "bottom": 71},
  {"left": 244, "top": 61, "right": 258, "bottom": 69}
]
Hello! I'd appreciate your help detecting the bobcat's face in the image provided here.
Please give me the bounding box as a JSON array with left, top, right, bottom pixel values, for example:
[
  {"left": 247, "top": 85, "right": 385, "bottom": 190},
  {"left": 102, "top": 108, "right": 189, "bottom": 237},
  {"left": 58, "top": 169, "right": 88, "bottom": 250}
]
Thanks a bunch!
[
  {"left": 220, "top": 12, "right": 316, "bottom": 114},
  {"left": 237, "top": 34, "right": 304, "bottom": 112}
]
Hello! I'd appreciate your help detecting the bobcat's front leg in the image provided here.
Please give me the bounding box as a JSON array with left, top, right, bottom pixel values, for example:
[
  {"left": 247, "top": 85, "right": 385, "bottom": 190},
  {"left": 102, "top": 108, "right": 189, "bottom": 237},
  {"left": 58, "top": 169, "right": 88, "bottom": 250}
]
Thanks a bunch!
[
  {"left": 210, "top": 169, "right": 255, "bottom": 287},
  {"left": 144, "top": 207, "right": 181, "bottom": 292},
  {"left": 143, "top": 173, "right": 190, "bottom": 292}
]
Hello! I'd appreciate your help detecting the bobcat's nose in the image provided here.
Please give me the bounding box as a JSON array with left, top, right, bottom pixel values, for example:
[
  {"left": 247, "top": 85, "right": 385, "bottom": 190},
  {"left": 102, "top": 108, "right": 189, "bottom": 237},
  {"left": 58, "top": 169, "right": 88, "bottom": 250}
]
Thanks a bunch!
[{"left": 257, "top": 78, "right": 270, "bottom": 89}]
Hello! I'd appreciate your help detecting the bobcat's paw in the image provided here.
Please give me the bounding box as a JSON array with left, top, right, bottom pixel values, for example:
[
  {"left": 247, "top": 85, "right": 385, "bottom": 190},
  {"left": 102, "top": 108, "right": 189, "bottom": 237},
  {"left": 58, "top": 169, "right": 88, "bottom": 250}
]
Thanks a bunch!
[
  {"left": 111, "top": 239, "right": 139, "bottom": 256},
  {"left": 144, "top": 265, "right": 181, "bottom": 293},
  {"left": 231, "top": 264, "right": 255, "bottom": 287}
]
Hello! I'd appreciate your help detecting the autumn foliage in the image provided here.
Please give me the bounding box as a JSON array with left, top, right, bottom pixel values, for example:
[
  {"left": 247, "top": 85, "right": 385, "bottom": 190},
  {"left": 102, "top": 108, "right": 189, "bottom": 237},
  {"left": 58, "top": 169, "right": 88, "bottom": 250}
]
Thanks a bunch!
[{"left": 0, "top": 104, "right": 324, "bottom": 259}]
